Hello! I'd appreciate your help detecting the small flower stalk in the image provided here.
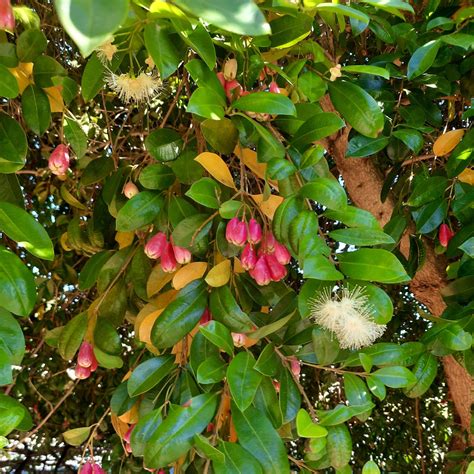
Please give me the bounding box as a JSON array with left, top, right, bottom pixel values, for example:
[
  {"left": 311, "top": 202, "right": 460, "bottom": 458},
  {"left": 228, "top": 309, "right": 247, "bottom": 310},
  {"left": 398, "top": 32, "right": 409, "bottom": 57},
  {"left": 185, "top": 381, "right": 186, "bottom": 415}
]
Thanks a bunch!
[
  {"left": 48, "top": 144, "right": 70, "bottom": 176},
  {"left": 309, "top": 286, "right": 386, "bottom": 350}
]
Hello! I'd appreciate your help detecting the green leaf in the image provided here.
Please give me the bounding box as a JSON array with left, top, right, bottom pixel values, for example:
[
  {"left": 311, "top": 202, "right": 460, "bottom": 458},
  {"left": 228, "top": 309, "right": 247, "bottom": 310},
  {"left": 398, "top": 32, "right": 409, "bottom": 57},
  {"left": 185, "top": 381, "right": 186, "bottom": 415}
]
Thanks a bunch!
[
  {"left": 130, "top": 409, "right": 163, "bottom": 457},
  {"left": 196, "top": 355, "right": 227, "bottom": 384},
  {"left": 0, "top": 113, "right": 28, "bottom": 173},
  {"left": 393, "top": 129, "right": 423, "bottom": 154},
  {"left": 81, "top": 54, "right": 106, "bottom": 101},
  {"left": 57, "top": 312, "right": 88, "bottom": 360},
  {"left": 146, "top": 128, "right": 183, "bottom": 162},
  {"left": 0, "top": 202, "right": 54, "bottom": 260},
  {"left": 16, "top": 28, "right": 47, "bottom": 62},
  {"left": 412, "top": 199, "right": 447, "bottom": 234},
  {"left": 110, "top": 382, "right": 137, "bottom": 416},
  {"left": 0, "top": 246, "right": 36, "bottom": 316},
  {"left": 21, "top": 85, "right": 51, "bottom": 135},
  {"left": 0, "top": 64, "right": 19, "bottom": 98},
  {"left": 93, "top": 319, "right": 121, "bottom": 355},
  {"left": 33, "top": 56, "right": 66, "bottom": 88},
  {"left": 0, "top": 174, "right": 23, "bottom": 208},
  {"left": 279, "top": 366, "right": 301, "bottom": 424},
  {"left": 407, "top": 176, "right": 447, "bottom": 207},
  {"left": 54, "top": 0, "right": 129, "bottom": 57},
  {"left": 194, "top": 434, "right": 225, "bottom": 463},
  {"left": 0, "top": 43, "right": 18, "bottom": 68},
  {"left": 459, "top": 237, "right": 474, "bottom": 258},
  {"left": 346, "top": 135, "right": 389, "bottom": 158},
  {"left": 185, "top": 177, "right": 220, "bottom": 209},
  {"left": 317, "top": 403, "right": 374, "bottom": 426},
  {"left": 303, "top": 255, "right": 344, "bottom": 281},
  {"left": 233, "top": 92, "right": 296, "bottom": 116},
  {"left": 366, "top": 374, "right": 386, "bottom": 400},
  {"left": 0, "top": 308, "right": 25, "bottom": 365},
  {"left": 299, "top": 178, "right": 347, "bottom": 210},
  {"left": 151, "top": 280, "right": 207, "bottom": 348},
  {"left": 188, "top": 87, "right": 226, "bottom": 120},
  {"left": 360, "top": 0, "right": 414, "bottom": 14},
  {"left": 312, "top": 327, "right": 339, "bottom": 365},
  {"left": 0, "top": 393, "right": 32, "bottom": 435},
  {"left": 78, "top": 251, "right": 112, "bottom": 290},
  {"left": 227, "top": 352, "right": 262, "bottom": 411},
  {"left": 199, "top": 320, "right": 234, "bottom": 356},
  {"left": 201, "top": 118, "right": 239, "bottom": 155},
  {"left": 326, "top": 424, "right": 352, "bottom": 469},
  {"left": 0, "top": 346, "right": 13, "bottom": 386},
  {"left": 329, "top": 228, "right": 395, "bottom": 246},
  {"left": 139, "top": 164, "right": 175, "bottom": 190},
  {"left": 209, "top": 286, "right": 254, "bottom": 332},
  {"left": 438, "top": 323, "right": 472, "bottom": 351},
  {"left": 254, "top": 343, "right": 279, "bottom": 377},
  {"left": 63, "top": 426, "right": 92, "bottom": 446},
  {"left": 291, "top": 112, "right": 345, "bottom": 149},
  {"left": 270, "top": 14, "right": 313, "bottom": 49},
  {"left": 144, "top": 393, "right": 219, "bottom": 468},
  {"left": 407, "top": 40, "right": 441, "bottom": 80},
  {"left": 173, "top": 0, "right": 270, "bottom": 36},
  {"left": 115, "top": 191, "right": 163, "bottom": 232},
  {"left": 441, "top": 33, "right": 474, "bottom": 50},
  {"left": 338, "top": 249, "right": 410, "bottom": 283},
  {"left": 172, "top": 213, "right": 213, "bottom": 248},
  {"left": 329, "top": 81, "right": 384, "bottom": 138},
  {"left": 342, "top": 65, "right": 389, "bottom": 79},
  {"left": 362, "top": 460, "right": 381, "bottom": 474},
  {"left": 231, "top": 403, "right": 290, "bottom": 474},
  {"left": 64, "top": 118, "right": 88, "bottom": 158},
  {"left": 372, "top": 366, "right": 416, "bottom": 388},
  {"left": 180, "top": 23, "right": 216, "bottom": 70},
  {"left": 296, "top": 409, "right": 329, "bottom": 438},
  {"left": 404, "top": 353, "right": 437, "bottom": 398},
  {"left": 317, "top": 3, "right": 370, "bottom": 23},
  {"left": 325, "top": 206, "right": 381, "bottom": 230},
  {"left": 127, "top": 356, "right": 175, "bottom": 397},
  {"left": 298, "top": 71, "right": 328, "bottom": 102},
  {"left": 214, "top": 441, "right": 263, "bottom": 474}
]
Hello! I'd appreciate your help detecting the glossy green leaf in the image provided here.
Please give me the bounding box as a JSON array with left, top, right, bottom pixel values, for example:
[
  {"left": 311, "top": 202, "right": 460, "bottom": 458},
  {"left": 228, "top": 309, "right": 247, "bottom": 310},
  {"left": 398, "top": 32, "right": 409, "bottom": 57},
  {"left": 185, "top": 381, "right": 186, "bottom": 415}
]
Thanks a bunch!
[
  {"left": 201, "top": 118, "right": 239, "bottom": 155},
  {"left": 188, "top": 87, "right": 226, "bottom": 120},
  {"left": 130, "top": 409, "right": 163, "bottom": 457},
  {"left": 342, "top": 65, "right": 389, "bottom": 79},
  {"left": 329, "top": 228, "right": 395, "bottom": 246},
  {"left": 0, "top": 202, "right": 54, "bottom": 260},
  {"left": 180, "top": 23, "right": 216, "bottom": 70},
  {"left": 412, "top": 199, "right": 447, "bottom": 234},
  {"left": 81, "top": 54, "right": 106, "bottom": 101},
  {"left": 33, "top": 56, "right": 66, "bottom": 88},
  {"left": 279, "top": 366, "right": 301, "bottom": 424},
  {"left": 0, "top": 64, "right": 19, "bottom": 98},
  {"left": 329, "top": 81, "right": 384, "bottom": 138},
  {"left": 326, "top": 424, "right": 352, "bottom": 469},
  {"left": 64, "top": 118, "right": 88, "bottom": 158},
  {"left": 0, "top": 393, "right": 32, "bottom": 435},
  {"left": 185, "top": 177, "right": 220, "bottom": 209},
  {"left": 115, "top": 191, "right": 163, "bottom": 232},
  {"left": 233, "top": 92, "right": 296, "bottom": 116},
  {"left": 362, "top": 460, "right": 381, "bottom": 474},
  {"left": 0, "top": 246, "right": 36, "bottom": 316},
  {"left": 346, "top": 135, "right": 389, "bottom": 158},
  {"left": 93, "top": 319, "right": 121, "bottom": 356},
  {"left": 21, "top": 85, "right": 51, "bottom": 135},
  {"left": 299, "top": 178, "right": 347, "bottom": 210},
  {"left": 231, "top": 403, "right": 290, "bottom": 474},
  {"left": 54, "top": 0, "right": 129, "bottom": 57},
  {"left": 298, "top": 71, "right": 327, "bottom": 102},
  {"left": 139, "top": 164, "right": 175, "bottom": 190},
  {"left": 144, "top": 393, "right": 219, "bottom": 468},
  {"left": 209, "top": 286, "right": 254, "bottom": 332},
  {"left": 173, "top": 0, "right": 270, "bottom": 36},
  {"left": 194, "top": 434, "right": 225, "bottom": 463},
  {"left": 57, "top": 312, "right": 88, "bottom": 360},
  {"left": 303, "top": 255, "right": 344, "bottom": 281},
  {"left": 403, "top": 353, "right": 437, "bottom": 398},
  {"left": 338, "top": 249, "right": 410, "bottom": 283},
  {"left": 254, "top": 343, "right": 279, "bottom": 377},
  {"left": 214, "top": 441, "right": 263, "bottom": 474},
  {"left": 151, "top": 280, "right": 207, "bottom": 348},
  {"left": 291, "top": 113, "right": 345, "bottom": 149},
  {"left": 227, "top": 352, "right": 262, "bottom": 411},
  {"left": 63, "top": 426, "right": 92, "bottom": 446},
  {"left": 393, "top": 129, "right": 423, "bottom": 154},
  {"left": 199, "top": 320, "right": 234, "bottom": 356},
  {"left": 317, "top": 3, "right": 370, "bottom": 23},
  {"left": 407, "top": 40, "right": 440, "bottom": 80},
  {"left": 127, "top": 355, "right": 176, "bottom": 397},
  {"left": 372, "top": 366, "right": 416, "bottom": 388},
  {"left": 312, "top": 327, "right": 339, "bottom": 365},
  {"left": 407, "top": 176, "right": 447, "bottom": 207},
  {"left": 270, "top": 14, "right": 313, "bottom": 49},
  {"left": 0, "top": 308, "right": 25, "bottom": 365},
  {"left": 172, "top": 213, "right": 213, "bottom": 248},
  {"left": 16, "top": 28, "right": 47, "bottom": 62},
  {"left": 0, "top": 114, "right": 28, "bottom": 174},
  {"left": 297, "top": 409, "right": 328, "bottom": 438},
  {"left": 78, "top": 251, "right": 112, "bottom": 290},
  {"left": 325, "top": 206, "right": 381, "bottom": 230},
  {"left": 366, "top": 374, "right": 386, "bottom": 400},
  {"left": 145, "top": 128, "right": 183, "bottom": 162},
  {"left": 197, "top": 355, "right": 227, "bottom": 384}
]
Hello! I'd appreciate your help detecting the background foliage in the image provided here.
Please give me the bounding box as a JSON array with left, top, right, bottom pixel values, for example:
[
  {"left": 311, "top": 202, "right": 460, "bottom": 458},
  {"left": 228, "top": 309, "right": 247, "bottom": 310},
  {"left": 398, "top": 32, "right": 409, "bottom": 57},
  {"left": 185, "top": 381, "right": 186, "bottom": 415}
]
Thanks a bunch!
[{"left": 0, "top": 0, "right": 472, "bottom": 472}]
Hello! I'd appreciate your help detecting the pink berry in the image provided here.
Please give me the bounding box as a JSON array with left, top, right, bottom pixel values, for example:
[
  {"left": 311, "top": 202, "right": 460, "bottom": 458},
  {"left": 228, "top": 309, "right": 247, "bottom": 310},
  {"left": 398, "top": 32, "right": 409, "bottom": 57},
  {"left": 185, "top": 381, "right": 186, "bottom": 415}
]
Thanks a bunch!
[
  {"left": 48, "top": 145, "right": 70, "bottom": 176},
  {"left": 241, "top": 243, "right": 257, "bottom": 271},
  {"left": 248, "top": 219, "right": 262, "bottom": 244},
  {"left": 161, "top": 242, "right": 177, "bottom": 272},
  {"left": 249, "top": 256, "right": 272, "bottom": 286}
]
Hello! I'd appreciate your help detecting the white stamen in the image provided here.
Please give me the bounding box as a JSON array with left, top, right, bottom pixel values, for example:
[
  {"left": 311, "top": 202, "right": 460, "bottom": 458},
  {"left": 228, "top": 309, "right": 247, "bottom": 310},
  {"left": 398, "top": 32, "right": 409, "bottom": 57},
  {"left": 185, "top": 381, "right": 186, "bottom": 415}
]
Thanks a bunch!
[{"left": 106, "top": 72, "right": 162, "bottom": 103}]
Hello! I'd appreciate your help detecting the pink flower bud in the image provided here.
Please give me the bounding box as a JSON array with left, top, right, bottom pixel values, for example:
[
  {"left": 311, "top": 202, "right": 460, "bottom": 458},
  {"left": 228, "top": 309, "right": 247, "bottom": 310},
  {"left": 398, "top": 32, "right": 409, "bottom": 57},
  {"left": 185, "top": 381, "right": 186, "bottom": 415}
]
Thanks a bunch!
[
  {"left": 48, "top": 145, "right": 70, "bottom": 176},
  {"left": 265, "top": 254, "right": 287, "bottom": 282},
  {"left": 216, "top": 72, "right": 226, "bottom": 89},
  {"left": 123, "top": 424, "right": 135, "bottom": 444},
  {"left": 0, "top": 0, "right": 15, "bottom": 31},
  {"left": 92, "top": 465, "right": 106, "bottom": 474},
  {"left": 158, "top": 470, "right": 166, "bottom": 474},
  {"left": 241, "top": 243, "right": 257, "bottom": 271},
  {"left": 261, "top": 232, "right": 276, "bottom": 253},
  {"left": 90, "top": 357, "right": 98, "bottom": 372},
  {"left": 269, "top": 81, "right": 280, "bottom": 94},
  {"left": 223, "top": 58, "right": 238, "bottom": 81},
  {"left": 232, "top": 332, "right": 247, "bottom": 347},
  {"left": 249, "top": 256, "right": 272, "bottom": 286},
  {"left": 289, "top": 357, "right": 301, "bottom": 379},
  {"left": 199, "top": 308, "right": 212, "bottom": 325},
  {"left": 439, "top": 224, "right": 454, "bottom": 248},
  {"left": 125, "top": 442, "right": 132, "bottom": 453},
  {"left": 225, "top": 80, "right": 242, "bottom": 101},
  {"left": 274, "top": 242, "right": 291, "bottom": 265},
  {"left": 144, "top": 232, "right": 167, "bottom": 259},
  {"left": 75, "top": 364, "right": 91, "bottom": 380},
  {"left": 79, "top": 462, "right": 93, "bottom": 474},
  {"left": 207, "top": 422, "right": 215, "bottom": 432},
  {"left": 172, "top": 244, "right": 191, "bottom": 264},
  {"left": 272, "top": 380, "right": 280, "bottom": 393},
  {"left": 123, "top": 182, "right": 139, "bottom": 199},
  {"left": 161, "top": 242, "right": 177, "bottom": 273},
  {"left": 248, "top": 219, "right": 262, "bottom": 244},
  {"left": 225, "top": 217, "right": 247, "bottom": 246},
  {"left": 78, "top": 341, "right": 95, "bottom": 368}
]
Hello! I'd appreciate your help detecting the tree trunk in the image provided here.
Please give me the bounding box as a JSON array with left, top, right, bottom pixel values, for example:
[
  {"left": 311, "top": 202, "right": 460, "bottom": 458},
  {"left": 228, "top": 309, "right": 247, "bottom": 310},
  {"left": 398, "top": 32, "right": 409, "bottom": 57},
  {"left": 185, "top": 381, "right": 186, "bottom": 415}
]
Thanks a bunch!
[{"left": 320, "top": 96, "right": 473, "bottom": 448}]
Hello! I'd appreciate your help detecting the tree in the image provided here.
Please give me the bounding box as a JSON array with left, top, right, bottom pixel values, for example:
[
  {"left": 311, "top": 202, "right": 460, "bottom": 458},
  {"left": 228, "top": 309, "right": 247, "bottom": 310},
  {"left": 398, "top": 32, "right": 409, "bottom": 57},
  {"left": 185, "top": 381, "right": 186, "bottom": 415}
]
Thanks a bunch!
[{"left": 0, "top": 0, "right": 472, "bottom": 472}]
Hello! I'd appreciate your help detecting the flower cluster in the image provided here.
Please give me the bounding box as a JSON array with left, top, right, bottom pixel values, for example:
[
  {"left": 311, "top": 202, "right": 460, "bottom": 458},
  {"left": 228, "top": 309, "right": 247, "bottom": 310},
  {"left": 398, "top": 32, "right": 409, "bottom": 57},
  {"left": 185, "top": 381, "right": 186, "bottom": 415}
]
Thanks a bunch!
[
  {"left": 48, "top": 144, "right": 70, "bottom": 176},
  {"left": 144, "top": 232, "right": 191, "bottom": 273},
  {"left": 79, "top": 461, "right": 105, "bottom": 474},
  {"left": 225, "top": 217, "right": 291, "bottom": 286},
  {"left": 309, "top": 286, "right": 386, "bottom": 350},
  {"left": 75, "top": 341, "right": 98, "bottom": 380}
]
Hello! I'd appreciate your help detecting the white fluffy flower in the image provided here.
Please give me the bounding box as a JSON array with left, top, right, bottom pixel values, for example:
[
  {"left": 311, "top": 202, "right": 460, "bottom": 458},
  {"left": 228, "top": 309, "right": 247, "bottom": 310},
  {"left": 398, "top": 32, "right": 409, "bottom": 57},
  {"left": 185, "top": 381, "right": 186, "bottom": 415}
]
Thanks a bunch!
[
  {"left": 309, "top": 285, "right": 386, "bottom": 350},
  {"left": 96, "top": 38, "right": 118, "bottom": 63},
  {"left": 106, "top": 72, "right": 162, "bottom": 103}
]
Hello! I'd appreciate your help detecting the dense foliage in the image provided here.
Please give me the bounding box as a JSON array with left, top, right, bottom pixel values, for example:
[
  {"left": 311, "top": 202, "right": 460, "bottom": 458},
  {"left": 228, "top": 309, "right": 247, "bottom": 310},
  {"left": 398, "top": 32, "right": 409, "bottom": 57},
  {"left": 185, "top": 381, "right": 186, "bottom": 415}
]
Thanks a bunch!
[{"left": 0, "top": 0, "right": 472, "bottom": 472}]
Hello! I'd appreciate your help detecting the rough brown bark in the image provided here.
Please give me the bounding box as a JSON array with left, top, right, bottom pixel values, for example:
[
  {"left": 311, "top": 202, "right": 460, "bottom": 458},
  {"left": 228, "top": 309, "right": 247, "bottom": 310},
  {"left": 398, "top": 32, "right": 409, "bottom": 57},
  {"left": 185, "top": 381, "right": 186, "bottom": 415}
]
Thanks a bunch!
[{"left": 320, "top": 95, "right": 473, "bottom": 448}]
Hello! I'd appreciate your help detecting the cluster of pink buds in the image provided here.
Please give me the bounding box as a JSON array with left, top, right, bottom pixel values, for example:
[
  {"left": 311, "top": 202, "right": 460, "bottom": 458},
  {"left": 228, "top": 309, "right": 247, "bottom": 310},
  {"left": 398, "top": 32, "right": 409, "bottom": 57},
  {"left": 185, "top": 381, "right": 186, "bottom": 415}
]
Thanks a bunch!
[
  {"left": 144, "top": 232, "right": 191, "bottom": 273},
  {"left": 226, "top": 217, "right": 291, "bottom": 286},
  {"left": 123, "top": 424, "right": 135, "bottom": 453},
  {"left": 0, "top": 0, "right": 15, "bottom": 31},
  {"left": 75, "top": 342, "right": 98, "bottom": 380},
  {"left": 79, "top": 460, "right": 106, "bottom": 474},
  {"left": 48, "top": 144, "right": 70, "bottom": 176},
  {"left": 439, "top": 223, "right": 455, "bottom": 248}
]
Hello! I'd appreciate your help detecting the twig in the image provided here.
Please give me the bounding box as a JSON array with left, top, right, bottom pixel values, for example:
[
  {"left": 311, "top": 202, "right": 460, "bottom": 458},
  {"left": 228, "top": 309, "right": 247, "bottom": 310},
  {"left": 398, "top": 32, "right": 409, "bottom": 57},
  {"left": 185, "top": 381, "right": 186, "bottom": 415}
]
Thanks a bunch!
[{"left": 415, "top": 398, "right": 426, "bottom": 474}]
